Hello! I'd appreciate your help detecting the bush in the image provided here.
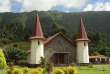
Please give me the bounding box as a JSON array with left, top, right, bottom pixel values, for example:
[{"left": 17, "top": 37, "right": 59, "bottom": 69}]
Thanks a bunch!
[
  {"left": 36, "top": 67, "right": 43, "bottom": 72},
  {"left": 0, "top": 49, "right": 7, "bottom": 69},
  {"left": 54, "top": 68, "right": 64, "bottom": 74},
  {"left": 30, "top": 69, "right": 40, "bottom": 74},
  {"left": 64, "top": 66, "right": 77, "bottom": 74},
  {"left": 46, "top": 62, "right": 54, "bottom": 74},
  {"left": 13, "top": 68, "right": 22, "bottom": 74},
  {"left": 0, "top": 38, "right": 11, "bottom": 44},
  {"left": 39, "top": 57, "right": 46, "bottom": 68},
  {"left": 22, "top": 67, "right": 30, "bottom": 74},
  {"left": 6, "top": 68, "right": 22, "bottom": 74},
  {"left": 4, "top": 47, "right": 24, "bottom": 63},
  {"left": 0, "top": 43, "right": 4, "bottom": 48},
  {"left": 88, "top": 64, "right": 93, "bottom": 68},
  {"left": 91, "top": 51, "right": 100, "bottom": 56},
  {"left": 71, "top": 62, "right": 76, "bottom": 67}
]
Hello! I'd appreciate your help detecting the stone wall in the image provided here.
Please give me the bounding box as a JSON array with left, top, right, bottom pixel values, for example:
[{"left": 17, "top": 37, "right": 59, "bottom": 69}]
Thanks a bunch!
[{"left": 44, "top": 34, "right": 76, "bottom": 64}]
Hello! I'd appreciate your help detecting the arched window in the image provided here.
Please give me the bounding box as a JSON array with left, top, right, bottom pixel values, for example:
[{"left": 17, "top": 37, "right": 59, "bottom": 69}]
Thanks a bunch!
[
  {"left": 84, "top": 42, "right": 86, "bottom": 46},
  {"left": 38, "top": 41, "right": 40, "bottom": 45}
]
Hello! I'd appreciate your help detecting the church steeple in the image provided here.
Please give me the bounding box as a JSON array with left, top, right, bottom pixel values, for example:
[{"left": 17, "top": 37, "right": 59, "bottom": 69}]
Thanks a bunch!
[
  {"left": 76, "top": 17, "right": 90, "bottom": 64},
  {"left": 29, "top": 14, "right": 44, "bottom": 64},
  {"left": 75, "top": 17, "right": 90, "bottom": 42},
  {"left": 29, "top": 14, "right": 44, "bottom": 40}
]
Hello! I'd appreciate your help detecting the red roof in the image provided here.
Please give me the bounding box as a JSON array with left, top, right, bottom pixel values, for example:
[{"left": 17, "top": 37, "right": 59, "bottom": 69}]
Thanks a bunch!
[
  {"left": 29, "top": 14, "right": 44, "bottom": 40},
  {"left": 44, "top": 32, "right": 76, "bottom": 46},
  {"left": 26, "top": 32, "right": 76, "bottom": 54},
  {"left": 75, "top": 18, "right": 90, "bottom": 42},
  {"left": 89, "top": 55, "right": 104, "bottom": 59},
  {"left": 26, "top": 50, "right": 31, "bottom": 54}
]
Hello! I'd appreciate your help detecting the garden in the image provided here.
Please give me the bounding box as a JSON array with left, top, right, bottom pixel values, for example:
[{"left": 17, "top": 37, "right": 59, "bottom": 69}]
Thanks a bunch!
[{"left": 1, "top": 47, "right": 110, "bottom": 74}]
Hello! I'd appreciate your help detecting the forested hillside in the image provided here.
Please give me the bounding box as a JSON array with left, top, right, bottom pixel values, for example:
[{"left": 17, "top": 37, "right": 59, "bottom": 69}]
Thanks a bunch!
[
  {"left": 0, "top": 10, "right": 110, "bottom": 56},
  {"left": 0, "top": 10, "right": 110, "bottom": 42}
]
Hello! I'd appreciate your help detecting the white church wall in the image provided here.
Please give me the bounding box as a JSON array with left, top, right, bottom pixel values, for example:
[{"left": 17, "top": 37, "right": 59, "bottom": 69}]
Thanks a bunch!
[
  {"left": 30, "top": 39, "right": 44, "bottom": 64},
  {"left": 77, "top": 41, "right": 89, "bottom": 63}
]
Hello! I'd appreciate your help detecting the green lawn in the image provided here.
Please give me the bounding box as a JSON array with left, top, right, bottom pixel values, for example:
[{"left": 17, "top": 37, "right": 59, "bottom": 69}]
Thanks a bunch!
[
  {"left": 1, "top": 65, "right": 110, "bottom": 74},
  {"left": 77, "top": 65, "right": 110, "bottom": 74}
]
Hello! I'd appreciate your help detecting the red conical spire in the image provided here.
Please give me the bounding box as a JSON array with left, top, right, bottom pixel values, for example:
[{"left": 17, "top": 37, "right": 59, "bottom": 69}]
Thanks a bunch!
[
  {"left": 75, "top": 17, "right": 90, "bottom": 42},
  {"left": 29, "top": 14, "right": 44, "bottom": 40}
]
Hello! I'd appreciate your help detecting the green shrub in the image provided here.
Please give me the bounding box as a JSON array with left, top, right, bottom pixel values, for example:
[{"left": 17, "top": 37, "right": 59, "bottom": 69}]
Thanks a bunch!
[
  {"left": 4, "top": 47, "right": 24, "bottom": 62},
  {"left": 0, "top": 49, "right": 7, "bottom": 69},
  {"left": 0, "top": 38, "right": 11, "bottom": 44},
  {"left": 0, "top": 43, "right": 4, "bottom": 48},
  {"left": 46, "top": 62, "right": 54, "bottom": 74},
  {"left": 39, "top": 57, "right": 46, "bottom": 68},
  {"left": 88, "top": 64, "right": 93, "bottom": 68},
  {"left": 91, "top": 51, "right": 100, "bottom": 56}
]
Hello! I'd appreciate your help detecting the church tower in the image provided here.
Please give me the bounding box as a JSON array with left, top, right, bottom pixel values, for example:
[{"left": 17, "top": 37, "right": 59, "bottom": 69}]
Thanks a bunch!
[
  {"left": 75, "top": 18, "right": 90, "bottom": 64},
  {"left": 29, "top": 14, "right": 44, "bottom": 64}
]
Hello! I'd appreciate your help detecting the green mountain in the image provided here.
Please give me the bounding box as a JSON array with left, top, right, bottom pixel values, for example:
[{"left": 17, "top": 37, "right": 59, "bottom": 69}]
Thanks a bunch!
[{"left": 0, "top": 10, "right": 110, "bottom": 42}]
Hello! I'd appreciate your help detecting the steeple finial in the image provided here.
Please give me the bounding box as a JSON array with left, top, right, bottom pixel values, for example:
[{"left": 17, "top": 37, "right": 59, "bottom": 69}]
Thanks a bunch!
[
  {"left": 75, "top": 17, "right": 90, "bottom": 41},
  {"left": 29, "top": 14, "right": 44, "bottom": 40}
]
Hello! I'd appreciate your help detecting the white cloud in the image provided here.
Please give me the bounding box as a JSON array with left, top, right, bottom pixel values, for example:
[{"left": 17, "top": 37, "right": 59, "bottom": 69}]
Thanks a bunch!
[
  {"left": 0, "top": 0, "right": 11, "bottom": 12},
  {"left": 84, "top": 1, "right": 110, "bottom": 11},
  {"left": 83, "top": 4, "right": 93, "bottom": 11},
  {"left": 16, "top": 0, "right": 88, "bottom": 12}
]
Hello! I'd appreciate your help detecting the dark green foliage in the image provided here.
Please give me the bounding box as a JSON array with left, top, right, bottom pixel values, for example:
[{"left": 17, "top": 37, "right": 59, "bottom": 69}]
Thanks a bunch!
[
  {"left": 0, "top": 43, "right": 4, "bottom": 48},
  {"left": 91, "top": 51, "right": 100, "bottom": 56},
  {"left": 50, "top": 22, "right": 67, "bottom": 36},
  {"left": 0, "top": 38, "right": 11, "bottom": 44},
  {"left": 0, "top": 11, "right": 110, "bottom": 57},
  {"left": 46, "top": 62, "right": 53, "bottom": 74},
  {"left": 88, "top": 64, "right": 93, "bottom": 68},
  {"left": 3, "top": 47, "right": 24, "bottom": 62},
  {"left": 39, "top": 57, "right": 46, "bottom": 68},
  {"left": 0, "top": 21, "right": 32, "bottom": 42},
  {"left": 0, "top": 11, "right": 110, "bottom": 43}
]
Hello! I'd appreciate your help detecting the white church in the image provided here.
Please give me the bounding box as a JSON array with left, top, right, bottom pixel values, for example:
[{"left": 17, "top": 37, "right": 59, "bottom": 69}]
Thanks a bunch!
[{"left": 26, "top": 14, "right": 90, "bottom": 65}]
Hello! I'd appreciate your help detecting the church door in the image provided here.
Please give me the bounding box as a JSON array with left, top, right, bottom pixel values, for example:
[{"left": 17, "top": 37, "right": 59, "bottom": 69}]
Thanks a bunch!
[{"left": 56, "top": 54, "right": 64, "bottom": 64}]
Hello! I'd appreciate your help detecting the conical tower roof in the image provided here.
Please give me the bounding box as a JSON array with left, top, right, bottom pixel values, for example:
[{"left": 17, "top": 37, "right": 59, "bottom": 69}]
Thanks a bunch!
[
  {"left": 29, "top": 14, "right": 44, "bottom": 40},
  {"left": 75, "top": 18, "right": 90, "bottom": 42}
]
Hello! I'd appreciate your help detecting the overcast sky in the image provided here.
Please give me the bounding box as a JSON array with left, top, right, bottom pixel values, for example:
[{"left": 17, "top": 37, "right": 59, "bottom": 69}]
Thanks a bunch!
[{"left": 0, "top": 0, "right": 110, "bottom": 13}]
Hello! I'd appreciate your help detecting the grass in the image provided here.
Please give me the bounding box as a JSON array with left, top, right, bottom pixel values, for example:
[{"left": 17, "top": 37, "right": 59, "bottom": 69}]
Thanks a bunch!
[
  {"left": 5, "top": 41, "right": 30, "bottom": 51},
  {"left": 1, "top": 65, "right": 110, "bottom": 74},
  {"left": 77, "top": 65, "right": 110, "bottom": 74}
]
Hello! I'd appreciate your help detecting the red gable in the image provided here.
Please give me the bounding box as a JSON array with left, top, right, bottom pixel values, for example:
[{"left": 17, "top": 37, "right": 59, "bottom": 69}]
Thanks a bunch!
[{"left": 26, "top": 32, "right": 76, "bottom": 54}]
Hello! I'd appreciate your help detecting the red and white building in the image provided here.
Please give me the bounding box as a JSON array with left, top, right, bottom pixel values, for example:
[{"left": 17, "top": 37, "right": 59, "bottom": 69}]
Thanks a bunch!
[{"left": 89, "top": 55, "right": 110, "bottom": 64}]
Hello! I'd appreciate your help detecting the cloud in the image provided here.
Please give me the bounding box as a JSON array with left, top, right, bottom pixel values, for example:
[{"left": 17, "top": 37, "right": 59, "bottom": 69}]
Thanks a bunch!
[
  {"left": 16, "top": 0, "right": 88, "bottom": 12},
  {"left": 0, "top": 0, "right": 11, "bottom": 12},
  {"left": 84, "top": 1, "right": 110, "bottom": 11},
  {"left": 83, "top": 4, "right": 93, "bottom": 11}
]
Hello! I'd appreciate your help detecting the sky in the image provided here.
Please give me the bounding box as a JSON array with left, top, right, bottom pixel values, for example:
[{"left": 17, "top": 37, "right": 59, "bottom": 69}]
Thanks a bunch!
[{"left": 0, "top": 0, "right": 110, "bottom": 13}]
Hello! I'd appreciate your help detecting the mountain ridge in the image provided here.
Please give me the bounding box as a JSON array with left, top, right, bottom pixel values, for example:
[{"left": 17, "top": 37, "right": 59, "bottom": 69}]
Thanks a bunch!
[{"left": 0, "top": 10, "right": 110, "bottom": 41}]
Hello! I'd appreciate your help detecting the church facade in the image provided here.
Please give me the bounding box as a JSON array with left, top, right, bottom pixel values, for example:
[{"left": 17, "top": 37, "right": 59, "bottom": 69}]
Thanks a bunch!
[{"left": 26, "top": 14, "right": 90, "bottom": 65}]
